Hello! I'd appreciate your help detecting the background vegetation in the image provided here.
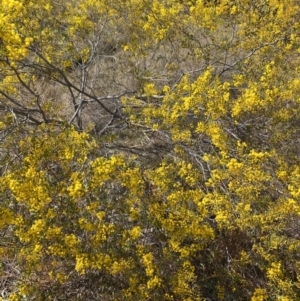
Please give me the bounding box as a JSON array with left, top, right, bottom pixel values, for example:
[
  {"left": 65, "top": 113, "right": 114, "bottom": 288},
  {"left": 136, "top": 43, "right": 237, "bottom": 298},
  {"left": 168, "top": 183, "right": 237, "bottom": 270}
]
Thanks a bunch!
[{"left": 0, "top": 0, "right": 300, "bottom": 300}]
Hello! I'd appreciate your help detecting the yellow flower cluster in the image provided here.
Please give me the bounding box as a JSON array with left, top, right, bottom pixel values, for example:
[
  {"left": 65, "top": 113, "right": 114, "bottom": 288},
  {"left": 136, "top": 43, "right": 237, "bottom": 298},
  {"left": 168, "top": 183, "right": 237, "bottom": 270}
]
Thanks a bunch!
[
  {"left": 251, "top": 288, "right": 267, "bottom": 301},
  {"left": 0, "top": 207, "right": 13, "bottom": 228}
]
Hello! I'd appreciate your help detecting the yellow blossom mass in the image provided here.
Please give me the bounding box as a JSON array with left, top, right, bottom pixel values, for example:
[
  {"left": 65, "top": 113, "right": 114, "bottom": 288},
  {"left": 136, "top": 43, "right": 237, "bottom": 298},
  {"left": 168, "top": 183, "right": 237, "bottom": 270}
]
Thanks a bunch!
[{"left": 0, "top": 0, "right": 300, "bottom": 300}]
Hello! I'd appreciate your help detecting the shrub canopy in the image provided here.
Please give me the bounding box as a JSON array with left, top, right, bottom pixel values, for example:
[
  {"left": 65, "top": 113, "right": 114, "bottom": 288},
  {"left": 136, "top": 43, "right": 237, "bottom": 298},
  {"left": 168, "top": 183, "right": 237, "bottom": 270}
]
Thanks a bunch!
[{"left": 0, "top": 0, "right": 300, "bottom": 300}]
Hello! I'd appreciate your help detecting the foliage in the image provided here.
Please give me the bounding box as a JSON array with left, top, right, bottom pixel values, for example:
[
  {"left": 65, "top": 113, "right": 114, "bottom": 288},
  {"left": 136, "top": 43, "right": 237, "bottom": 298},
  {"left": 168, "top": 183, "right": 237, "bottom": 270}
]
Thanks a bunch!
[{"left": 0, "top": 0, "right": 300, "bottom": 300}]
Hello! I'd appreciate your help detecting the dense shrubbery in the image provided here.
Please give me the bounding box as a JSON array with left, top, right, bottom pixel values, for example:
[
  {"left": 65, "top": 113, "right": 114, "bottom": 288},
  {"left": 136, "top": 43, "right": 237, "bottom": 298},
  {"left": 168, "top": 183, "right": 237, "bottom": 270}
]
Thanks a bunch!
[{"left": 0, "top": 0, "right": 300, "bottom": 300}]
